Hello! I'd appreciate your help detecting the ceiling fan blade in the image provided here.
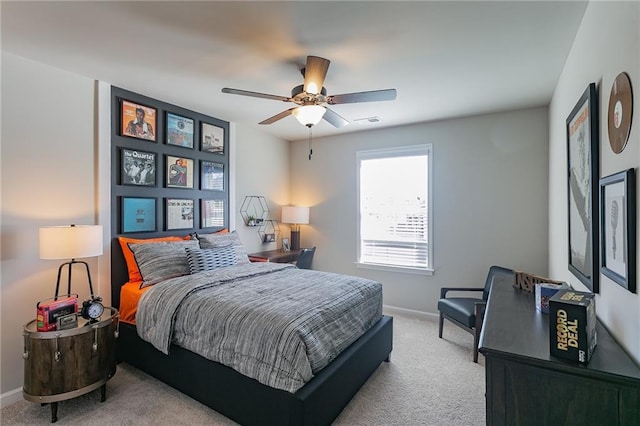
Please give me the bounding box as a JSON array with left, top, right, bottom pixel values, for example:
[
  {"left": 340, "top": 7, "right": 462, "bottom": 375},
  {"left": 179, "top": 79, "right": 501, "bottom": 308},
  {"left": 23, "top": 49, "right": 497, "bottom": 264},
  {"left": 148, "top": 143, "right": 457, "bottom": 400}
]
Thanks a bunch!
[
  {"left": 259, "top": 108, "right": 296, "bottom": 125},
  {"left": 303, "top": 56, "right": 330, "bottom": 95},
  {"left": 327, "top": 89, "right": 397, "bottom": 105},
  {"left": 222, "top": 87, "right": 291, "bottom": 102},
  {"left": 323, "top": 107, "right": 349, "bottom": 128}
]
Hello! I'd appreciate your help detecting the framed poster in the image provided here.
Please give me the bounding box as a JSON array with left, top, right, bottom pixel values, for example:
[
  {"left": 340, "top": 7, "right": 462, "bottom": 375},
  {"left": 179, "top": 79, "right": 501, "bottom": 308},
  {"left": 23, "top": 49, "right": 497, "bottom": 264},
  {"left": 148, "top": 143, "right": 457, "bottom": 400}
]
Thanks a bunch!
[
  {"left": 121, "top": 148, "right": 156, "bottom": 186},
  {"left": 121, "top": 99, "right": 156, "bottom": 141},
  {"left": 122, "top": 197, "right": 156, "bottom": 233},
  {"left": 600, "top": 168, "right": 636, "bottom": 293},
  {"left": 166, "top": 198, "right": 194, "bottom": 231},
  {"left": 566, "top": 83, "right": 599, "bottom": 293},
  {"left": 200, "top": 161, "right": 224, "bottom": 191},
  {"left": 201, "top": 199, "right": 225, "bottom": 229},
  {"left": 201, "top": 122, "right": 224, "bottom": 154},
  {"left": 166, "top": 155, "right": 194, "bottom": 189},
  {"left": 166, "top": 112, "right": 194, "bottom": 149}
]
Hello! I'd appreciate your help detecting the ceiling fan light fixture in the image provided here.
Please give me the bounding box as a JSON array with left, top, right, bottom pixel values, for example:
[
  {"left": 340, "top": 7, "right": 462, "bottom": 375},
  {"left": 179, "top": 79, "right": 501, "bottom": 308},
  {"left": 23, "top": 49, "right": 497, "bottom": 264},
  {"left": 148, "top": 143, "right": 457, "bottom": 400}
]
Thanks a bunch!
[
  {"left": 293, "top": 105, "right": 326, "bottom": 127},
  {"left": 305, "top": 82, "right": 319, "bottom": 95}
]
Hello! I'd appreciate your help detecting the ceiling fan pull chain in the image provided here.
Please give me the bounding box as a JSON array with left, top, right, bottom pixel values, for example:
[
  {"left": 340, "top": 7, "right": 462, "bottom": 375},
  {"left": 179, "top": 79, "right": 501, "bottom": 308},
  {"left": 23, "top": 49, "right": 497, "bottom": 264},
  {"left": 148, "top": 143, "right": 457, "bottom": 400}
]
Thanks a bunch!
[{"left": 308, "top": 125, "right": 313, "bottom": 160}]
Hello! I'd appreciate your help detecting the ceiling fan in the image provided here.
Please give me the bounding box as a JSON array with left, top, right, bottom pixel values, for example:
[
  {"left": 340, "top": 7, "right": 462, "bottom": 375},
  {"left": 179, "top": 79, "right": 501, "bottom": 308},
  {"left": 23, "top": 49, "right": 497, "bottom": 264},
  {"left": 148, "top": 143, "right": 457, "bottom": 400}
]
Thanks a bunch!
[{"left": 222, "top": 56, "right": 397, "bottom": 128}]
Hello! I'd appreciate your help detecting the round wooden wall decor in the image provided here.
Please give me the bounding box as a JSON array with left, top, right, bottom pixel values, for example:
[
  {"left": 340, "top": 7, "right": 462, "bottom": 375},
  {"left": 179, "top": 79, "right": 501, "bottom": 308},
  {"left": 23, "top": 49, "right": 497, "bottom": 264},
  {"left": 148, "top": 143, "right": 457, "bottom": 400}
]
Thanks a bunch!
[{"left": 607, "top": 72, "right": 633, "bottom": 154}]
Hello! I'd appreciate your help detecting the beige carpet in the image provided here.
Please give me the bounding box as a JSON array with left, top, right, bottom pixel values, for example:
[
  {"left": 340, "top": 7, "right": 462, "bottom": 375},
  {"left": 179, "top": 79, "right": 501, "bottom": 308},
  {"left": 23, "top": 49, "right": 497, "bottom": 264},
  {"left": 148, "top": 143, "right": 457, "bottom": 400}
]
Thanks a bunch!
[{"left": 1, "top": 312, "right": 485, "bottom": 425}]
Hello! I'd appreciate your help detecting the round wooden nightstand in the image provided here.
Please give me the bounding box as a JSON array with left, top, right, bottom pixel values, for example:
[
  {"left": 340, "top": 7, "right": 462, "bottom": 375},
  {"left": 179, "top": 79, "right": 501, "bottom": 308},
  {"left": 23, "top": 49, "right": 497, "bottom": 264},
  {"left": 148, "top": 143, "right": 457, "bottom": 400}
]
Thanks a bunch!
[{"left": 22, "top": 307, "right": 119, "bottom": 423}]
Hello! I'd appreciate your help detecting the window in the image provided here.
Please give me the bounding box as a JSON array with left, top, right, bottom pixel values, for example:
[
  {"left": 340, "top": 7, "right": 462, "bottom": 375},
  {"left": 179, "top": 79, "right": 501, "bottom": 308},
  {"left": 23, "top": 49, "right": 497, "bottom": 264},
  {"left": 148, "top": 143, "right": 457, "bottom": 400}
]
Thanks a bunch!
[{"left": 357, "top": 145, "right": 432, "bottom": 273}]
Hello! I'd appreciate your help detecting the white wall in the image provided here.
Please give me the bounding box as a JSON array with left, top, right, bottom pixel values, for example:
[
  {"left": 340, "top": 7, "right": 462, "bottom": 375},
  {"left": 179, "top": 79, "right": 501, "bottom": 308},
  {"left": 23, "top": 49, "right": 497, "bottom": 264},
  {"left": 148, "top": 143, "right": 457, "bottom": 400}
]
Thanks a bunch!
[
  {"left": 233, "top": 124, "right": 291, "bottom": 254},
  {"left": 1, "top": 53, "right": 96, "bottom": 401},
  {"left": 549, "top": 1, "right": 640, "bottom": 363},
  {"left": 290, "top": 107, "right": 550, "bottom": 314}
]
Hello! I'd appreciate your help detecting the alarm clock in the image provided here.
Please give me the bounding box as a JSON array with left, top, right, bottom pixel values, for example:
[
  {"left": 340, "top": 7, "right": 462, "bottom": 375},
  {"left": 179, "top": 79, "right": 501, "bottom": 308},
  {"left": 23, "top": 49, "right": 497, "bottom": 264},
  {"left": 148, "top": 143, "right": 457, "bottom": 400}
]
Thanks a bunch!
[{"left": 81, "top": 296, "right": 104, "bottom": 323}]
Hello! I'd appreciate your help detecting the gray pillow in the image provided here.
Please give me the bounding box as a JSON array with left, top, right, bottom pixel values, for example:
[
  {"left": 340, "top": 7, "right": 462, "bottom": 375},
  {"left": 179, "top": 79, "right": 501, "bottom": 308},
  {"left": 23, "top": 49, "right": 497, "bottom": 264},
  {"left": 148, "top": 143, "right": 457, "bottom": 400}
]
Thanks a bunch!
[
  {"left": 197, "top": 231, "right": 250, "bottom": 264},
  {"left": 185, "top": 246, "right": 237, "bottom": 274},
  {"left": 129, "top": 240, "right": 199, "bottom": 288}
]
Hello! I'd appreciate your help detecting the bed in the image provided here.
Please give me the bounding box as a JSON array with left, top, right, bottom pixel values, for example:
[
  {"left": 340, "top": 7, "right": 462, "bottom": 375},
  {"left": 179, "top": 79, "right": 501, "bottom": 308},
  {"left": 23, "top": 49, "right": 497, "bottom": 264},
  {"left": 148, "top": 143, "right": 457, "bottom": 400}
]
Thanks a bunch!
[{"left": 110, "top": 232, "right": 393, "bottom": 426}]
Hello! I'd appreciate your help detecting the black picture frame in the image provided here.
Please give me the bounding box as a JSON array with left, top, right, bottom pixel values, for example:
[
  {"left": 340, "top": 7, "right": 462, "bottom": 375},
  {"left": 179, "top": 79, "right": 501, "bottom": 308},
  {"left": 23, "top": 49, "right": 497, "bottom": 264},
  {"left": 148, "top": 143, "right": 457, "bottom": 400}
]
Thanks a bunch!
[
  {"left": 600, "top": 168, "right": 636, "bottom": 293},
  {"left": 201, "top": 122, "right": 224, "bottom": 154},
  {"left": 166, "top": 155, "right": 194, "bottom": 189},
  {"left": 120, "top": 148, "right": 156, "bottom": 186},
  {"left": 122, "top": 197, "right": 156, "bottom": 233},
  {"left": 200, "top": 161, "right": 224, "bottom": 191},
  {"left": 120, "top": 99, "right": 157, "bottom": 142},
  {"left": 166, "top": 112, "right": 195, "bottom": 149},
  {"left": 165, "top": 198, "right": 194, "bottom": 231},
  {"left": 566, "top": 83, "right": 599, "bottom": 293},
  {"left": 201, "top": 199, "right": 225, "bottom": 229}
]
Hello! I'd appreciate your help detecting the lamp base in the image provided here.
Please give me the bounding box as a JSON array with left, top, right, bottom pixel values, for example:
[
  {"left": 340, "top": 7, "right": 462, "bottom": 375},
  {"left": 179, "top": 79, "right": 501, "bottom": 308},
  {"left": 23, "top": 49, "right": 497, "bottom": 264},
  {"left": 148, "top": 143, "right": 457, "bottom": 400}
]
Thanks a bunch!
[
  {"left": 290, "top": 230, "right": 301, "bottom": 251},
  {"left": 55, "top": 260, "right": 95, "bottom": 300}
]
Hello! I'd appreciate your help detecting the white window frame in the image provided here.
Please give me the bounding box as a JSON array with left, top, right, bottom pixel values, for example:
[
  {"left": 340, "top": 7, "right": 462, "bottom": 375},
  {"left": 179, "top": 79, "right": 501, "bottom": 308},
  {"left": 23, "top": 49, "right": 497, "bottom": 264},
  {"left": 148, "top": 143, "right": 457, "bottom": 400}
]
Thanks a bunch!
[{"left": 356, "top": 144, "right": 434, "bottom": 275}]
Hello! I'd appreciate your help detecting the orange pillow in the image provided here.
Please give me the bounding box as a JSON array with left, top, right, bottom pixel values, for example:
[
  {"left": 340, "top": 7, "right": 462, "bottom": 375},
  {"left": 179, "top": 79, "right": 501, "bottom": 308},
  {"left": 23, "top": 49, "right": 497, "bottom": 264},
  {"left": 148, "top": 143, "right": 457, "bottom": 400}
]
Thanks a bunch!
[
  {"left": 118, "top": 236, "right": 184, "bottom": 282},
  {"left": 193, "top": 228, "right": 228, "bottom": 238},
  {"left": 118, "top": 281, "right": 151, "bottom": 325}
]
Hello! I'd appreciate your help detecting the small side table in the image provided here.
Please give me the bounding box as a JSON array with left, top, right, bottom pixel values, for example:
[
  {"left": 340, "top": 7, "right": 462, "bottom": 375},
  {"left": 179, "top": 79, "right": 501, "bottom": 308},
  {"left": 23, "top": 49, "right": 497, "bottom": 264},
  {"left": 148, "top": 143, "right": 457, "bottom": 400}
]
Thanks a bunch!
[
  {"left": 22, "top": 307, "right": 119, "bottom": 423},
  {"left": 249, "top": 248, "right": 304, "bottom": 263}
]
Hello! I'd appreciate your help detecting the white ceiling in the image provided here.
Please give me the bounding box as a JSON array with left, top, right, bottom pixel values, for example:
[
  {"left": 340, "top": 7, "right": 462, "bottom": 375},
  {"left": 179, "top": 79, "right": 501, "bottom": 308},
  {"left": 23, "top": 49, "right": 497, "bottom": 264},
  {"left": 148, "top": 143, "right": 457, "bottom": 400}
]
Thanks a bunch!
[{"left": 1, "top": 1, "right": 587, "bottom": 142}]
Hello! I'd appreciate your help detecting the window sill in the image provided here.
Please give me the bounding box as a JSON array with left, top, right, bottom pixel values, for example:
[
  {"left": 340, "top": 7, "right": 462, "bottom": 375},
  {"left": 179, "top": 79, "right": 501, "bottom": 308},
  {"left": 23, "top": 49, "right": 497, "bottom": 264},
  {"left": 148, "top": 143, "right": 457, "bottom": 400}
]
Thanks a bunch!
[{"left": 355, "top": 262, "right": 434, "bottom": 276}]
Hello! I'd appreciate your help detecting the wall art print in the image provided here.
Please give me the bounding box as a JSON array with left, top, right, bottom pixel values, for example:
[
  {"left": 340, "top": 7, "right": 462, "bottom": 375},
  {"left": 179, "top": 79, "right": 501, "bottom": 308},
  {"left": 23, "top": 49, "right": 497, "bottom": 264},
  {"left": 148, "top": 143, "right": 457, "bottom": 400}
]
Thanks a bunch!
[
  {"left": 121, "top": 99, "right": 156, "bottom": 141},
  {"left": 201, "top": 199, "right": 225, "bottom": 229},
  {"left": 166, "top": 198, "right": 194, "bottom": 231},
  {"left": 201, "top": 122, "right": 224, "bottom": 154},
  {"left": 166, "top": 155, "right": 194, "bottom": 189},
  {"left": 200, "top": 161, "right": 224, "bottom": 191},
  {"left": 566, "top": 83, "right": 599, "bottom": 293},
  {"left": 121, "top": 148, "right": 156, "bottom": 186},
  {"left": 600, "top": 168, "right": 636, "bottom": 293},
  {"left": 122, "top": 197, "right": 156, "bottom": 233},
  {"left": 166, "top": 112, "right": 194, "bottom": 149}
]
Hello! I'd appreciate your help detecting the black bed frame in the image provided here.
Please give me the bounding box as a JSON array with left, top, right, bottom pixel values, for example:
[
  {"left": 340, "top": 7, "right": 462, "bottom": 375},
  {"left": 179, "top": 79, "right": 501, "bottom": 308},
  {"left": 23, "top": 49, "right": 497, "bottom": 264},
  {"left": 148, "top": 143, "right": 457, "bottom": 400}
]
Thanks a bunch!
[
  {"left": 117, "top": 316, "right": 392, "bottom": 425},
  {"left": 112, "top": 247, "right": 393, "bottom": 425}
]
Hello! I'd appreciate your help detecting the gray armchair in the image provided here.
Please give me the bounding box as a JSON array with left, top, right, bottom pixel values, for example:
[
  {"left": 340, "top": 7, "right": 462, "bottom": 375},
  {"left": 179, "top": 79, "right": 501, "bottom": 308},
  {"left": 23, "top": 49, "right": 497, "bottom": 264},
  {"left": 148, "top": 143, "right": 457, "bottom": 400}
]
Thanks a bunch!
[{"left": 437, "top": 265, "right": 514, "bottom": 362}]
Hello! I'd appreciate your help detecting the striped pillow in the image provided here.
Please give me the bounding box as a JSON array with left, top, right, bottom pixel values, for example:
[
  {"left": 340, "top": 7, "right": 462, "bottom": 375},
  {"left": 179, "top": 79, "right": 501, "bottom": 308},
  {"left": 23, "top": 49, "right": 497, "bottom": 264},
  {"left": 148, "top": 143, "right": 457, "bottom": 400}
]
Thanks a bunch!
[
  {"left": 185, "top": 246, "right": 237, "bottom": 274},
  {"left": 129, "top": 240, "right": 199, "bottom": 288},
  {"left": 197, "top": 231, "right": 250, "bottom": 264}
]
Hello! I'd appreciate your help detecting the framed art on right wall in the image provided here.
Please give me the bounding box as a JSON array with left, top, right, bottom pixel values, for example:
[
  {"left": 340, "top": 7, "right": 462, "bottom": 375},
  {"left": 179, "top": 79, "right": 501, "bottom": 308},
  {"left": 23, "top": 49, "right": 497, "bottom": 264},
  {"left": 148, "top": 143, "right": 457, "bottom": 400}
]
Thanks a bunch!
[
  {"left": 566, "top": 83, "right": 600, "bottom": 292},
  {"left": 600, "top": 168, "right": 636, "bottom": 293}
]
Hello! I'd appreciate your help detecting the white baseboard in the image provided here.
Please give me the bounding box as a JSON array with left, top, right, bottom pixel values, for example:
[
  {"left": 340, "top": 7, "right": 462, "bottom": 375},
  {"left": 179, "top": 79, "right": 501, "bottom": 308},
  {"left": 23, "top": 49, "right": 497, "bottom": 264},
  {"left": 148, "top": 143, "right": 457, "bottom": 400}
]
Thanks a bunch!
[
  {"left": 383, "top": 304, "right": 438, "bottom": 321},
  {"left": 1, "top": 387, "right": 23, "bottom": 408}
]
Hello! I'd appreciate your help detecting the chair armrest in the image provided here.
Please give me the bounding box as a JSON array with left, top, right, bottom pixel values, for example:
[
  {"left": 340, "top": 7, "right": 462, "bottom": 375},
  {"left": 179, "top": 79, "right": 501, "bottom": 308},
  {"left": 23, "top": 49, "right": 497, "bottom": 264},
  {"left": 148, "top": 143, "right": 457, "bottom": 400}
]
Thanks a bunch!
[
  {"left": 474, "top": 301, "right": 488, "bottom": 329},
  {"left": 474, "top": 300, "right": 487, "bottom": 314},
  {"left": 440, "top": 287, "right": 484, "bottom": 299}
]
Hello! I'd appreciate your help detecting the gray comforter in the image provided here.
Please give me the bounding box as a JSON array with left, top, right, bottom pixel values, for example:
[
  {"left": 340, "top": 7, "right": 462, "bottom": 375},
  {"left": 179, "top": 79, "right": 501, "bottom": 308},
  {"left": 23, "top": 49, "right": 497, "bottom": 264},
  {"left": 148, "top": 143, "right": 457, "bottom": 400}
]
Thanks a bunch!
[{"left": 136, "top": 262, "right": 383, "bottom": 393}]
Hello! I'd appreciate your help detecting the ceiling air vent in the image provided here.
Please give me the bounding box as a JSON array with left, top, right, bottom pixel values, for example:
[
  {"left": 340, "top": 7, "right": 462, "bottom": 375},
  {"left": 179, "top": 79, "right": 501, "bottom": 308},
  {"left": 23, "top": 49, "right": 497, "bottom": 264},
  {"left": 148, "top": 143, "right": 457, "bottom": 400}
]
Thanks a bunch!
[{"left": 353, "top": 116, "right": 382, "bottom": 125}]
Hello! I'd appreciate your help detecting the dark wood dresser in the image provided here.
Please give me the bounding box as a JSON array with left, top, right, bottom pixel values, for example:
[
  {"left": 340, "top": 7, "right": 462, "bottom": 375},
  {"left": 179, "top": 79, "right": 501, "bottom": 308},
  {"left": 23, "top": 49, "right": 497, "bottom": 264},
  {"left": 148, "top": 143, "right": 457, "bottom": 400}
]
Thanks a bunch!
[{"left": 478, "top": 277, "right": 640, "bottom": 425}]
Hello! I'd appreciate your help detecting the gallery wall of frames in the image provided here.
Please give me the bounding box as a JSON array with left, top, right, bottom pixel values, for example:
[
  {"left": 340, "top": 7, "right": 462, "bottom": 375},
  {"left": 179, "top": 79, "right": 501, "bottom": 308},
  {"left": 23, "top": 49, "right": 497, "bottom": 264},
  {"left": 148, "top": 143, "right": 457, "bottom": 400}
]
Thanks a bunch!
[{"left": 110, "top": 86, "right": 230, "bottom": 288}]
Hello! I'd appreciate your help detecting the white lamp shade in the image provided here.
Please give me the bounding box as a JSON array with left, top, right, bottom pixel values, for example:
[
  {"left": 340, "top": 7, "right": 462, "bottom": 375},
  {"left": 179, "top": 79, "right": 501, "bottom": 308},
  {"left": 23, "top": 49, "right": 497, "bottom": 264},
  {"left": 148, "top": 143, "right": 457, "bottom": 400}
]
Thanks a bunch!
[
  {"left": 292, "top": 105, "right": 326, "bottom": 127},
  {"left": 281, "top": 206, "right": 310, "bottom": 225},
  {"left": 39, "top": 225, "right": 103, "bottom": 260}
]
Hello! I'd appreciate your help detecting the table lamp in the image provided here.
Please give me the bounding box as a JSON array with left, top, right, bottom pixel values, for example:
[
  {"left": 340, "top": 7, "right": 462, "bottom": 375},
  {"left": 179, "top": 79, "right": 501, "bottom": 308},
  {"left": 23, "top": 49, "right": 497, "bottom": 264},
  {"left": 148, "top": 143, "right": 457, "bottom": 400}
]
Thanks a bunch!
[
  {"left": 281, "top": 206, "right": 309, "bottom": 250},
  {"left": 39, "top": 224, "right": 103, "bottom": 299}
]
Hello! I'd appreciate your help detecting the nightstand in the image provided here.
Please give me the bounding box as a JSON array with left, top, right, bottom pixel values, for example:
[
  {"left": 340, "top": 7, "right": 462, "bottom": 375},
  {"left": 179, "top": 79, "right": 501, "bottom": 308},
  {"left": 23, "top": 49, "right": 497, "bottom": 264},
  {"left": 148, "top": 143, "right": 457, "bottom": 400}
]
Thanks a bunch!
[{"left": 22, "top": 307, "right": 119, "bottom": 423}]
